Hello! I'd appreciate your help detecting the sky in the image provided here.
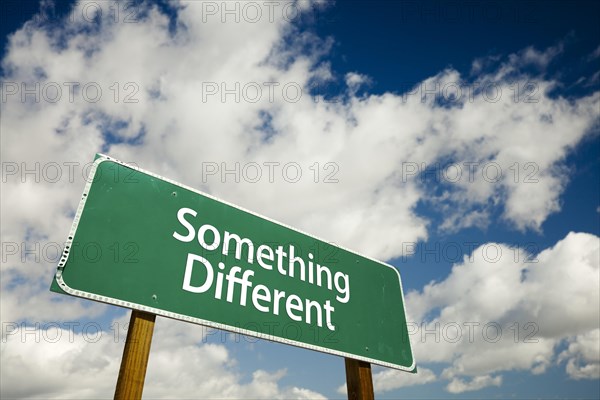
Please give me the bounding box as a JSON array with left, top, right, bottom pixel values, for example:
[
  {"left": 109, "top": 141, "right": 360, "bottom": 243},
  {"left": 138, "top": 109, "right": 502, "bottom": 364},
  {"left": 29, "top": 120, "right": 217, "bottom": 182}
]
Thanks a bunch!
[{"left": 0, "top": 0, "right": 599, "bottom": 399}]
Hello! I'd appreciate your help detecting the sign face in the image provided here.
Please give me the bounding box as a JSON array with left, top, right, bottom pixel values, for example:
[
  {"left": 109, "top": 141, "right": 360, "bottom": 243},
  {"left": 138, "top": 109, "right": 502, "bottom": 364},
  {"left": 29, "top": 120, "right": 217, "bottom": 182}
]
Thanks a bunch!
[{"left": 51, "top": 154, "right": 415, "bottom": 371}]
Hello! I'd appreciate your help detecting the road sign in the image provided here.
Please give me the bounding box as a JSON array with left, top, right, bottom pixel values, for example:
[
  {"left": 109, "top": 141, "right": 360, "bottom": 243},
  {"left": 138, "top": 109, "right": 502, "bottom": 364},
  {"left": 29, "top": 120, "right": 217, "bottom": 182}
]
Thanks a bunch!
[{"left": 51, "top": 154, "right": 415, "bottom": 371}]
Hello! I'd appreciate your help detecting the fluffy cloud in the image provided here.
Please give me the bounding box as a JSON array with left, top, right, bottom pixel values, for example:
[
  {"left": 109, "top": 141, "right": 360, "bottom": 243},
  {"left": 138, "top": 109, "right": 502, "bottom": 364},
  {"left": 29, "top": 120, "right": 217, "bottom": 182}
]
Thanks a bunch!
[
  {"left": 559, "top": 329, "right": 600, "bottom": 380},
  {"left": 2, "top": 1, "right": 598, "bottom": 263},
  {"left": 337, "top": 367, "right": 436, "bottom": 395},
  {"left": 446, "top": 374, "right": 502, "bottom": 394},
  {"left": 372, "top": 367, "right": 436, "bottom": 393},
  {"left": 1, "top": 315, "right": 326, "bottom": 399},
  {"left": 406, "top": 232, "right": 600, "bottom": 392}
]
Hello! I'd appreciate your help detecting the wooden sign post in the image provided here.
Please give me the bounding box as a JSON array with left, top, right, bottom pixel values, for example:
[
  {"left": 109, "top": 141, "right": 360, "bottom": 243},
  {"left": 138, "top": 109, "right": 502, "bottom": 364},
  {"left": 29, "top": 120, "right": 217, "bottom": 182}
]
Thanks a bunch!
[
  {"left": 114, "top": 310, "right": 156, "bottom": 400},
  {"left": 345, "top": 357, "right": 375, "bottom": 400}
]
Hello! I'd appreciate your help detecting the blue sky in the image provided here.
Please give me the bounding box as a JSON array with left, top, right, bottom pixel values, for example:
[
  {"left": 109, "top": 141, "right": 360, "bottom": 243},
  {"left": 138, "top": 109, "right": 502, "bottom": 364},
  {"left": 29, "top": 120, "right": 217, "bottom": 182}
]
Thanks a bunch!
[{"left": 1, "top": 1, "right": 599, "bottom": 399}]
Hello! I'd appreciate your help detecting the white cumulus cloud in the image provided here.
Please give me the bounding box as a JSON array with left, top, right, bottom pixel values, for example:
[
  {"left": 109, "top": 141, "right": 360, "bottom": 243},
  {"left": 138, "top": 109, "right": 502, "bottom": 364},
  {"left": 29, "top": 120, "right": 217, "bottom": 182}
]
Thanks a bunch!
[
  {"left": 1, "top": 315, "right": 326, "bottom": 399},
  {"left": 446, "top": 374, "right": 502, "bottom": 394},
  {"left": 337, "top": 367, "right": 436, "bottom": 395},
  {"left": 406, "top": 231, "right": 600, "bottom": 390}
]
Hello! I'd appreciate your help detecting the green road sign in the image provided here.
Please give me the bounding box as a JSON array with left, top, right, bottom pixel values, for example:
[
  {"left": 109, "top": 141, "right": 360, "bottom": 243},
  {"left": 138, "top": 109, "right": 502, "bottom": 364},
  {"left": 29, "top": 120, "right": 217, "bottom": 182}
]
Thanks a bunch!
[{"left": 51, "top": 154, "right": 415, "bottom": 371}]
